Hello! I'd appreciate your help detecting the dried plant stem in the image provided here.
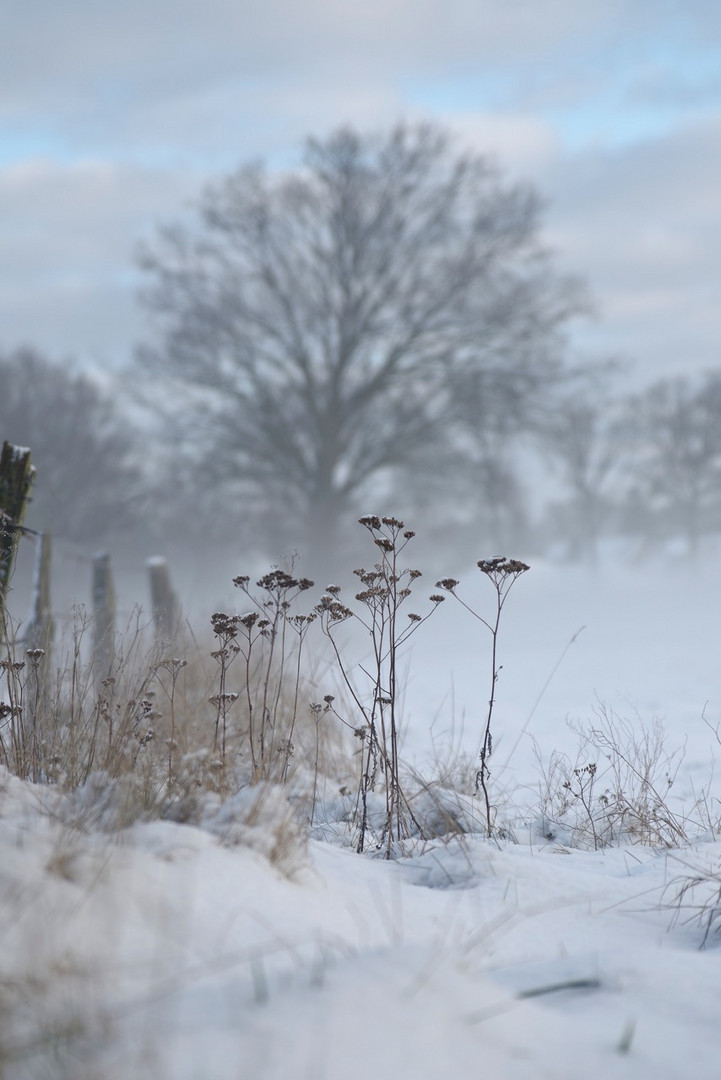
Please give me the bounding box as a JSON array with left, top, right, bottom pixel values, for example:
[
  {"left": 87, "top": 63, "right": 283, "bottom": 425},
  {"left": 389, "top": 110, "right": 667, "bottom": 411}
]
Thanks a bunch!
[
  {"left": 437, "top": 557, "right": 529, "bottom": 837},
  {"left": 317, "top": 516, "right": 441, "bottom": 854}
]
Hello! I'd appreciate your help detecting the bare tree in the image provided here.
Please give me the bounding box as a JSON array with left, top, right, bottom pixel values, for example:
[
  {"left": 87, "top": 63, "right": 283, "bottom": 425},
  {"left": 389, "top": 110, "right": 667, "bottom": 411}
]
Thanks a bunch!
[
  {"left": 622, "top": 372, "right": 721, "bottom": 553},
  {"left": 0, "top": 348, "right": 145, "bottom": 546},
  {"left": 542, "top": 388, "right": 627, "bottom": 564},
  {"left": 137, "top": 123, "right": 586, "bottom": 563}
]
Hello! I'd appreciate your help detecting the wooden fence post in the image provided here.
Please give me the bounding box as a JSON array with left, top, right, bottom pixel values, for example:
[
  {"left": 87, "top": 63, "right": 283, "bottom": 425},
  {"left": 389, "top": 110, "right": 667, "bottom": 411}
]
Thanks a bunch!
[
  {"left": 92, "top": 551, "right": 116, "bottom": 687},
  {"left": 146, "top": 556, "right": 181, "bottom": 648},
  {"left": 0, "top": 441, "right": 35, "bottom": 608},
  {"left": 24, "top": 531, "right": 54, "bottom": 724},
  {"left": 24, "top": 531, "right": 54, "bottom": 655}
]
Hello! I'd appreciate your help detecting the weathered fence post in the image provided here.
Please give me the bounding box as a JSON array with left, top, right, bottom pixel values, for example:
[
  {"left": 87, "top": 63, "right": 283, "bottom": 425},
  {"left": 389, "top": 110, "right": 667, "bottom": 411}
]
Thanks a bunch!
[
  {"left": 146, "top": 556, "right": 181, "bottom": 647},
  {"left": 24, "top": 531, "right": 55, "bottom": 655},
  {"left": 92, "top": 551, "right": 116, "bottom": 687},
  {"left": 0, "top": 441, "right": 35, "bottom": 609},
  {"left": 23, "top": 531, "right": 55, "bottom": 746}
]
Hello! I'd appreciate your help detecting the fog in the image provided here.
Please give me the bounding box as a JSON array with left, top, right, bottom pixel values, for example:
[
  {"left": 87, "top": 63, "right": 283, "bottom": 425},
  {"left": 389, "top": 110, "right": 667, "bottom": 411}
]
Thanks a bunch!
[{"left": 2, "top": 1, "right": 721, "bottom": 763}]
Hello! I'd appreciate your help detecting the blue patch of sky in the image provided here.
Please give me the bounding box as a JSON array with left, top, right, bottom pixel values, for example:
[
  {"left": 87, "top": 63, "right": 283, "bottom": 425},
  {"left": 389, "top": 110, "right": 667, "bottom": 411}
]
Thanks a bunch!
[
  {"left": 406, "top": 17, "right": 721, "bottom": 150},
  {"left": 0, "top": 130, "right": 71, "bottom": 167}
]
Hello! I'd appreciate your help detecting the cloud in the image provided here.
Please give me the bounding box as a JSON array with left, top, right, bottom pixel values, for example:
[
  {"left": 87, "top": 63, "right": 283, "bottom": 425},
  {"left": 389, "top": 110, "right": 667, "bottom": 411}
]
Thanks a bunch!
[
  {"left": 0, "top": 1, "right": 667, "bottom": 160},
  {"left": 0, "top": 157, "right": 201, "bottom": 364},
  {"left": 542, "top": 113, "right": 721, "bottom": 379},
  {"left": 0, "top": 0, "right": 720, "bottom": 386}
]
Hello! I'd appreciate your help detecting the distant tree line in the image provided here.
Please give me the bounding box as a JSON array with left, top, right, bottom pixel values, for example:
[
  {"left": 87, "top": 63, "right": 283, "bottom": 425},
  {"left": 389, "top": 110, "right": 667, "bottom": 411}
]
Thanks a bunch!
[
  {"left": 541, "top": 370, "right": 721, "bottom": 561},
  {"left": 3, "top": 346, "right": 720, "bottom": 566}
]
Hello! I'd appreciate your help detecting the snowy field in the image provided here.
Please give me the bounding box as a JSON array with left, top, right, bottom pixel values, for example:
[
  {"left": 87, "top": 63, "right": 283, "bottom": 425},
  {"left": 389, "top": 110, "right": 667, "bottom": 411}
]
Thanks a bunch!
[{"left": 3, "top": 546, "right": 721, "bottom": 1079}]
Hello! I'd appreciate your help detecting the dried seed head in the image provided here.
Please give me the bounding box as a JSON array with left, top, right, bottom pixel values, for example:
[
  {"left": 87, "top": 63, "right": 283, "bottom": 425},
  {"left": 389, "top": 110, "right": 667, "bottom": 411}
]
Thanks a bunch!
[
  {"left": 477, "top": 557, "right": 530, "bottom": 577},
  {"left": 159, "top": 657, "right": 188, "bottom": 673},
  {"left": 257, "top": 569, "right": 299, "bottom": 592},
  {"left": 435, "top": 578, "right": 459, "bottom": 592},
  {"left": 211, "top": 612, "right": 241, "bottom": 637},
  {"left": 359, "top": 515, "right": 382, "bottom": 530},
  {"left": 315, "top": 595, "right": 353, "bottom": 621}
]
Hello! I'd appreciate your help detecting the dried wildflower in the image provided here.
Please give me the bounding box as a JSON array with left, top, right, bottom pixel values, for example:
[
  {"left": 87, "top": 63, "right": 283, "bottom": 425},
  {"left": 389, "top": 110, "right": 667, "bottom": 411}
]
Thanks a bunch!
[
  {"left": 232, "top": 575, "right": 250, "bottom": 588},
  {"left": 25, "top": 648, "right": 45, "bottom": 661},
  {"left": 374, "top": 537, "right": 394, "bottom": 552},
  {"left": 381, "top": 516, "right": 404, "bottom": 529},
  {"left": 355, "top": 588, "right": 384, "bottom": 603},
  {"left": 359, "top": 515, "right": 382, "bottom": 530},
  {"left": 435, "top": 578, "right": 459, "bottom": 592},
  {"left": 211, "top": 612, "right": 241, "bottom": 637},
  {"left": 409, "top": 569, "right": 422, "bottom": 579},
  {"left": 326, "top": 584, "right": 341, "bottom": 595},
  {"left": 408, "top": 613, "right": 422, "bottom": 622},
  {"left": 258, "top": 569, "right": 300, "bottom": 591},
  {"left": 323, "top": 694, "right": 335, "bottom": 704},
  {"left": 403, "top": 530, "right": 416, "bottom": 539},
  {"left": 208, "top": 693, "right": 239, "bottom": 705},
  {"left": 290, "top": 612, "right": 316, "bottom": 631},
  {"left": 429, "top": 594, "right": 446, "bottom": 604},
  {"left": 477, "top": 556, "right": 530, "bottom": 578},
  {"left": 159, "top": 657, "right": 188, "bottom": 673},
  {"left": 315, "top": 595, "right": 353, "bottom": 621}
]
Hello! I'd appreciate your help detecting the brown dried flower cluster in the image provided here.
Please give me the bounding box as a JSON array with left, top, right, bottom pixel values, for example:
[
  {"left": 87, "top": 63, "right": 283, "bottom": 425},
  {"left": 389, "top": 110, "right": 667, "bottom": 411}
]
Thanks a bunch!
[
  {"left": 435, "top": 578, "right": 460, "bottom": 592},
  {"left": 477, "top": 556, "right": 530, "bottom": 577},
  {"left": 315, "top": 594, "right": 353, "bottom": 622}
]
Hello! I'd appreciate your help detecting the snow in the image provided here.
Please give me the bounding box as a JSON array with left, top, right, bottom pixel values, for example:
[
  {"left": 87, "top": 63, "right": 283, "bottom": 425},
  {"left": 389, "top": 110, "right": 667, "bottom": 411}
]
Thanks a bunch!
[{"left": 3, "top": 549, "right": 721, "bottom": 1078}]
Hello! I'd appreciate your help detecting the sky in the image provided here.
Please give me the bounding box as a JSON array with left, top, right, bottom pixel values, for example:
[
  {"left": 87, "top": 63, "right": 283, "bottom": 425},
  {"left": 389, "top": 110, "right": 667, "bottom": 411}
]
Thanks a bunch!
[{"left": 1, "top": 0, "right": 721, "bottom": 385}]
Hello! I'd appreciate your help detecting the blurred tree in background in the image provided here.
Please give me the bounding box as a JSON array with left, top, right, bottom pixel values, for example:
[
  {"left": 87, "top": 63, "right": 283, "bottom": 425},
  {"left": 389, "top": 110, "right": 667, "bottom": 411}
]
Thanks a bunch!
[
  {"left": 541, "top": 387, "right": 627, "bottom": 564},
  {"left": 0, "top": 348, "right": 145, "bottom": 546},
  {"left": 137, "top": 122, "right": 588, "bottom": 564},
  {"left": 619, "top": 372, "right": 721, "bottom": 554}
]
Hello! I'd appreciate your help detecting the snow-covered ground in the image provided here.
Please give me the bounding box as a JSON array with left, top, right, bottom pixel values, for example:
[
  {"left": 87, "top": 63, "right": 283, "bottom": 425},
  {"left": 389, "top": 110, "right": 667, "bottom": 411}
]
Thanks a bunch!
[{"left": 3, "top": 548, "right": 721, "bottom": 1079}]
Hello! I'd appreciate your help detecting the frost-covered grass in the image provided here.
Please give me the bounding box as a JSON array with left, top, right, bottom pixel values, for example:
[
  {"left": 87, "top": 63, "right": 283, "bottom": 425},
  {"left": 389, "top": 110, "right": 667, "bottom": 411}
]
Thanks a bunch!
[{"left": 2, "top": 528, "right": 721, "bottom": 1077}]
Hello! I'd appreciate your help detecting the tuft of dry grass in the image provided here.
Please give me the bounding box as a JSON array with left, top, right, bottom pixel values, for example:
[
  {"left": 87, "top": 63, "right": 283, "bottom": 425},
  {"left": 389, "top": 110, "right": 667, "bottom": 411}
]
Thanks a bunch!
[
  {"left": 532, "top": 705, "right": 690, "bottom": 849},
  {"left": 663, "top": 853, "right": 721, "bottom": 947}
]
